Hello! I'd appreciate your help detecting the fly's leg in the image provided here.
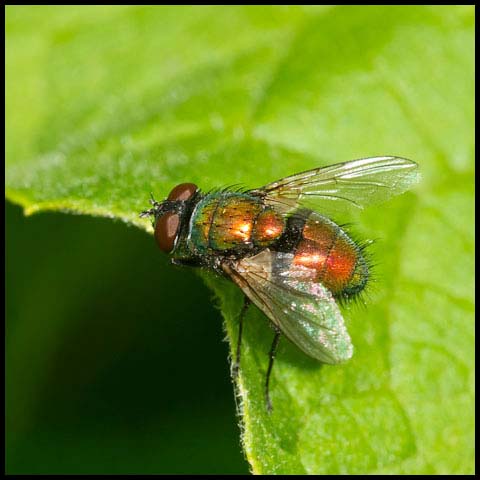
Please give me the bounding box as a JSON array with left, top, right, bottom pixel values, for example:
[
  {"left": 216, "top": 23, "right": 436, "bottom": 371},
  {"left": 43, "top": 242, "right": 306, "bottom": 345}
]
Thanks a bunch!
[
  {"left": 231, "top": 296, "right": 251, "bottom": 380},
  {"left": 171, "top": 258, "right": 202, "bottom": 268},
  {"left": 265, "top": 328, "right": 281, "bottom": 413}
]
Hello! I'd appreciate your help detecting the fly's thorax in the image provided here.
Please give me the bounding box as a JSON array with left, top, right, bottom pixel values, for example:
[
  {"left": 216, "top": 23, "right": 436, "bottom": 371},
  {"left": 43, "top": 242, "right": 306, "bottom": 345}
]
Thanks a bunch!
[
  {"left": 188, "top": 192, "right": 286, "bottom": 255},
  {"left": 252, "top": 209, "right": 286, "bottom": 246},
  {"left": 283, "top": 212, "right": 369, "bottom": 298}
]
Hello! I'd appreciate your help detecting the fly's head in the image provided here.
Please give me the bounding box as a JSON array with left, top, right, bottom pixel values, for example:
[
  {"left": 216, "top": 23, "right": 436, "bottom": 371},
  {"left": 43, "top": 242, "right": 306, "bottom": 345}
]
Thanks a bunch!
[{"left": 140, "top": 183, "right": 198, "bottom": 253}]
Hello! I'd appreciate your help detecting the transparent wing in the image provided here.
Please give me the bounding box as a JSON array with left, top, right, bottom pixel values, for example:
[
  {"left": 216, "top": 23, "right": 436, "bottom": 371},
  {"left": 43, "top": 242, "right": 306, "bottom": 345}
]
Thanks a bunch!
[
  {"left": 223, "top": 250, "right": 353, "bottom": 364},
  {"left": 249, "top": 156, "right": 420, "bottom": 216}
]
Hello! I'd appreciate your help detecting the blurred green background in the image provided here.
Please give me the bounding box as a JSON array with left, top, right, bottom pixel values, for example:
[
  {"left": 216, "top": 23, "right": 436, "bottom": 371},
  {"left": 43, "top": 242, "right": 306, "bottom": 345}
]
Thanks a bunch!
[
  {"left": 6, "top": 201, "right": 249, "bottom": 474},
  {"left": 6, "top": 5, "right": 474, "bottom": 475}
]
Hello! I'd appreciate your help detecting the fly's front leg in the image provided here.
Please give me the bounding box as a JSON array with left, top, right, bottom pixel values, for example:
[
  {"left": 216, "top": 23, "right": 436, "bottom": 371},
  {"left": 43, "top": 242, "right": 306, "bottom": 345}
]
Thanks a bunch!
[
  {"left": 171, "top": 258, "right": 202, "bottom": 268},
  {"left": 231, "top": 296, "right": 251, "bottom": 380}
]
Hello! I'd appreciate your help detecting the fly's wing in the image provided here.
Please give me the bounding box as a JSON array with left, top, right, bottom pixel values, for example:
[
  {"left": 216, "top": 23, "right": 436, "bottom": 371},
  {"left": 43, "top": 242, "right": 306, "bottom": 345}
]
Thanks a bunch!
[
  {"left": 223, "top": 250, "right": 353, "bottom": 364},
  {"left": 249, "top": 156, "right": 420, "bottom": 216}
]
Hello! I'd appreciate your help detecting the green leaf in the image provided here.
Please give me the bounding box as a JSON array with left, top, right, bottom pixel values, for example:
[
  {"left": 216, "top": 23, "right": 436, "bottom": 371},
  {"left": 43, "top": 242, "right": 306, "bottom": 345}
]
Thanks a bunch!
[{"left": 6, "top": 5, "right": 474, "bottom": 474}]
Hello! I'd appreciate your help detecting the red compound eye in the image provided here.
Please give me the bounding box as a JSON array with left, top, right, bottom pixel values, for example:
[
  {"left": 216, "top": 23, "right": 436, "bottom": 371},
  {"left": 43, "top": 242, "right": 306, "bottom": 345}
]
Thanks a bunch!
[
  {"left": 167, "top": 183, "right": 198, "bottom": 201},
  {"left": 154, "top": 212, "right": 180, "bottom": 253}
]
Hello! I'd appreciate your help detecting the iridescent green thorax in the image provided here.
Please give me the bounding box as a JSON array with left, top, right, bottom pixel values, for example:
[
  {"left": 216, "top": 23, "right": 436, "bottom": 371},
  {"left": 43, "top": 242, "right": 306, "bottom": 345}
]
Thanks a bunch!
[{"left": 188, "top": 192, "right": 285, "bottom": 254}]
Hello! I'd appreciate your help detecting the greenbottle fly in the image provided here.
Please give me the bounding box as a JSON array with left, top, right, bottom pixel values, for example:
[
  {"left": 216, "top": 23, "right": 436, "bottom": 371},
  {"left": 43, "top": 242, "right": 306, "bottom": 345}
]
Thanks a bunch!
[{"left": 140, "top": 156, "right": 420, "bottom": 411}]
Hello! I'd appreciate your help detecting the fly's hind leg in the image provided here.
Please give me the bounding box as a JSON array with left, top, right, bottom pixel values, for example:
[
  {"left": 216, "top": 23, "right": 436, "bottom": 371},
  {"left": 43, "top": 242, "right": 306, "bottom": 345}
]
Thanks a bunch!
[
  {"left": 265, "top": 328, "right": 281, "bottom": 413},
  {"left": 231, "top": 296, "right": 251, "bottom": 380}
]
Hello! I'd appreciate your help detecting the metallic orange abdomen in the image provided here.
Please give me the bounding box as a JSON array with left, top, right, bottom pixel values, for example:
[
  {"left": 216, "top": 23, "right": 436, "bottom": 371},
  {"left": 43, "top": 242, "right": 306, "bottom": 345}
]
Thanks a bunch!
[{"left": 293, "top": 214, "right": 368, "bottom": 297}]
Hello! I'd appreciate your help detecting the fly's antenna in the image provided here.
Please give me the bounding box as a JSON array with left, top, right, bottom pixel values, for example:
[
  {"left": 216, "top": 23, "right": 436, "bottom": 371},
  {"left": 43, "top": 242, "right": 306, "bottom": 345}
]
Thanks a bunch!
[
  {"left": 139, "top": 193, "right": 179, "bottom": 224},
  {"left": 139, "top": 208, "right": 156, "bottom": 218},
  {"left": 139, "top": 192, "right": 162, "bottom": 222},
  {"left": 149, "top": 192, "right": 159, "bottom": 206}
]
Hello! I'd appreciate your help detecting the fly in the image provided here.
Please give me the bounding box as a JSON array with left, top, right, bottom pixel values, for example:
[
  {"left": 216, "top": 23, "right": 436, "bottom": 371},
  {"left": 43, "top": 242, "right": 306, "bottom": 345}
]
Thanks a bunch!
[{"left": 140, "top": 156, "right": 420, "bottom": 412}]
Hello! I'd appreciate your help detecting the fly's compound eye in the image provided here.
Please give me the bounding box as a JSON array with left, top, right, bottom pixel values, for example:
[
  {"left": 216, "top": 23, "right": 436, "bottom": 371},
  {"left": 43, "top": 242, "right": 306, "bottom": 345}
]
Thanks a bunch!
[
  {"left": 167, "top": 183, "right": 198, "bottom": 201},
  {"left": 155, "top": 212, "right": 180, "bottom": 253}
]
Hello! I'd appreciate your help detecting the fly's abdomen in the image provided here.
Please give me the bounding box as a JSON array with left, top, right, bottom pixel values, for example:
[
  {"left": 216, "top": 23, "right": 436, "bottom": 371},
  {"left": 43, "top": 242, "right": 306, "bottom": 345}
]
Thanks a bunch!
[
  {"left": 292, "top": 213, "right": 368, "bottom": 298},
  {"left": 189, "top": 193, "right": 285, "bottom": 253}
]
